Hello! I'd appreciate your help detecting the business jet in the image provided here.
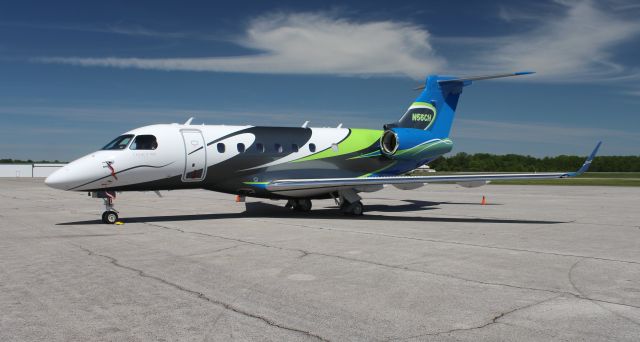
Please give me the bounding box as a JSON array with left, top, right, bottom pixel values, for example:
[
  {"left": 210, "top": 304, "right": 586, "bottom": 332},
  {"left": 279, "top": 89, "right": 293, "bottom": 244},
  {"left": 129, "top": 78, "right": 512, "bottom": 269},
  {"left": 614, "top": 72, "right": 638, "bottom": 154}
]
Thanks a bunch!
[{"left": 45, "top": 72, "right": 601, "bottom": 224}]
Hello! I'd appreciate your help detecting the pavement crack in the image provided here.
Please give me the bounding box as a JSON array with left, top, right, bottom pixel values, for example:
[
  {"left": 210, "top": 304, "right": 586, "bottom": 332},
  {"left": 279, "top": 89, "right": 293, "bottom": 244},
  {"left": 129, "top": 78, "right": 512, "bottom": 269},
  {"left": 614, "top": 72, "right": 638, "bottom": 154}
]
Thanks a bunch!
[
  {"left": 143, "top": 222, "right": 309, "bottom": 258},
  {"left": 249, "top": 219, "right": 640, "bottom": 266},
  {"left": 75, "top": 244, "right": 330, "bottom": 342},
  {"left": 389, "top": 295, "right": 562, "bottom": 341},
  {"left": 568, "top": 259, "right": 640, "bottom": 327},
  {"left": 141, "top": 222, "right": 640, "bottom": 311},
  {"left": 181, "top": 245, "right": 241, "bottom": 258}
]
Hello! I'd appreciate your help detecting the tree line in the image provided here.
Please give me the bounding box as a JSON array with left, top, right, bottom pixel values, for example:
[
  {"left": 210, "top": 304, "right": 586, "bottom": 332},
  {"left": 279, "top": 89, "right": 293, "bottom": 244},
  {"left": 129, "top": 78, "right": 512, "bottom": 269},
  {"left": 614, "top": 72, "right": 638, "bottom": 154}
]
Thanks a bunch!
[{"left": 427, "top": 153, "right": 640, "bottom": 172}]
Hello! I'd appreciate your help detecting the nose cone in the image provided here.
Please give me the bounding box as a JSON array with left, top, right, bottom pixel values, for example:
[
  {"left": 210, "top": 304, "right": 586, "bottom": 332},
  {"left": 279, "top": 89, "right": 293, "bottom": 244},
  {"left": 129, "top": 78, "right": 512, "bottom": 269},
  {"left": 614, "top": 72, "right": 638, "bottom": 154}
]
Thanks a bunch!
[
  {"left": 45, "top": 165, "right": 75, "bottom": 190},
  {"left": 45, "top": 153, "right": 109, "bottom": 191}
]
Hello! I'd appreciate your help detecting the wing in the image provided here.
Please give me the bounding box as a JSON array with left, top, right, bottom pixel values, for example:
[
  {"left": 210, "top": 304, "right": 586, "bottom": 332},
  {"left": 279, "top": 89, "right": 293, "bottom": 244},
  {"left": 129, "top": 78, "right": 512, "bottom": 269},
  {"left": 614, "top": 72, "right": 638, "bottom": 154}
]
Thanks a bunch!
[{"left": 266, "top": 142, "right": 601, "bottom": 192}]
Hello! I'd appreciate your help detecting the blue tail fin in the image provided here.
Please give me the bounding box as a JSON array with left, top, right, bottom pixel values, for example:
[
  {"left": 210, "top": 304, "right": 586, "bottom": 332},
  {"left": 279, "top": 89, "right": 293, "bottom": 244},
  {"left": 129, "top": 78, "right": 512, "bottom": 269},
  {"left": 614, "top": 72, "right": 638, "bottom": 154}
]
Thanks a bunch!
[{"left": 392, "top": 72, "right": 534, "bottom": 139}]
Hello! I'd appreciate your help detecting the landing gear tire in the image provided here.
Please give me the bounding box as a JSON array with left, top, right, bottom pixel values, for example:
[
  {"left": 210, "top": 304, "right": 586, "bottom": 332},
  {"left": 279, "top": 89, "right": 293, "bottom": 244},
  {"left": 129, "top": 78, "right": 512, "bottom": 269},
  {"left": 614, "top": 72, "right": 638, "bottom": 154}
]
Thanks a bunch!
[
  {"left": 286, "top": 199, "right": 312, "bottom": 212},
  {"left": 351, "top": 201, "right": 364, "bottom": 216},
  {"left": 341, "top": 200, "right": 364, "bottom": 216},
  {"left": 296, "top": 199, "right": 312, "bottom": 212},
  {"left": 102, "top": 211, "right": 118, "bottom": 224}
]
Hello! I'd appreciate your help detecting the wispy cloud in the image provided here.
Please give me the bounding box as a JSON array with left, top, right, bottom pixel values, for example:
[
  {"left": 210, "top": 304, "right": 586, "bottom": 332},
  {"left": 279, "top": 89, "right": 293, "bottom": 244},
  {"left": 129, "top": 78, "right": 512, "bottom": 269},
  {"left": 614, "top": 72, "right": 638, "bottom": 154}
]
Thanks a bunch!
[
  {"left": 497, "top": 5, "right": 546, "bottom": 22},
  {"left": 0, "top": 104, "right": 367, "bottom": 128},
  {"left": 0, "top": 21, "right": 193, "bottom": 40},
  {"left": 33, "top": 2, "right": 640, "bottom": 83},
  {"left": 459, "top": 1, "right": 640, "bottom": 82},
  {"left": 36, "top": 12, "right": 444, "bottom": 79},
  {"left": 623, "top": 89, "right": 640, "bottom": 97},
  {"left": 609, "top": 0, "right": 640, "bottom": 11},
  {"left": 453, "top": 118, "right": 639, "bottom": 152}
]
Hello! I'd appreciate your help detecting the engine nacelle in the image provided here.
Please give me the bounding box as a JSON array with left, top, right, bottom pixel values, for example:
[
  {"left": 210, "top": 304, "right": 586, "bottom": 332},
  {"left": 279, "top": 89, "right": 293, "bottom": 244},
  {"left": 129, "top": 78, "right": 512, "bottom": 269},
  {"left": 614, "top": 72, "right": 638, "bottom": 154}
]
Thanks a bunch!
[{"left": 380, "top": 128, "right": 453, "bottom": 160}]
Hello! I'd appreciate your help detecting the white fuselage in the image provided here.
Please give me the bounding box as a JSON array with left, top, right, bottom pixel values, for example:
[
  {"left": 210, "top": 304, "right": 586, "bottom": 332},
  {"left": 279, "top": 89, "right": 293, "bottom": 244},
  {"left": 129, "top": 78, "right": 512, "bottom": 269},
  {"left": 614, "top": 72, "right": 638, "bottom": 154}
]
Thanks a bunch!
[{"left": 45, "top": 123, "right": 351, "bottom": 192}]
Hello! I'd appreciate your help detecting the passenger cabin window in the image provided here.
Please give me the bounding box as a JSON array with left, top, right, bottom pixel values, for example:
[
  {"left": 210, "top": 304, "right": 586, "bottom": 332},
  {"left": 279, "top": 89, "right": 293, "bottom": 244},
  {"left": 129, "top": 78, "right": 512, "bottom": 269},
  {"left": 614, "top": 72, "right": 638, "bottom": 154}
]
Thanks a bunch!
[
  {"left": 102, "top": 135, "right": 134, "bottom": 150},
  {"left": 256, "top": 143, "right": 265, "bottom": 153},
  {"left": 217, "top": 143, "right": 225, "bottom": 153},
  {"left": 130, "top": 135, "right": 158, "bottom": 150},
  {"left": 275, "top": 143, "right": 283, "bottom": 153},
  {"left": 292, "top": 144, "right": 299, "bottom": 153},
  {"left": 309, "top": 143, "right": 316, "bottom": 152},
  {"left": 237, "top": 143, "right": 245, "bottom": 153}
]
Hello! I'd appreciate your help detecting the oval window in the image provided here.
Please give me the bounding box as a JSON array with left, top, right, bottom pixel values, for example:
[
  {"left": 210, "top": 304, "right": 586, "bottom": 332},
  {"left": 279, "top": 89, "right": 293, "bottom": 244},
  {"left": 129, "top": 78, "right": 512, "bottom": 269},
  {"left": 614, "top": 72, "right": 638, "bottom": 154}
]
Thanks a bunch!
[
  {"left": 237, "top": 143, "right": 245, "bottom": 153},
  {"left": 309, "top": 143, "right": 316, "bottom": 152},
  {"left": 217, "top": 143, "right": 225, "bottom": 153}
]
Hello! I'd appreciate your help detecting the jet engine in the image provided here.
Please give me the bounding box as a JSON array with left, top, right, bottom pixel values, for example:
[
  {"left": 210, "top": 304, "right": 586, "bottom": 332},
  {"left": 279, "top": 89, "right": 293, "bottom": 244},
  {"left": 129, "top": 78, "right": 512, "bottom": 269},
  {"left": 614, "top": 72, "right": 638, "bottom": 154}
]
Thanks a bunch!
[{"left": 380, "top": 128, "right": 452, "bottom": 160}]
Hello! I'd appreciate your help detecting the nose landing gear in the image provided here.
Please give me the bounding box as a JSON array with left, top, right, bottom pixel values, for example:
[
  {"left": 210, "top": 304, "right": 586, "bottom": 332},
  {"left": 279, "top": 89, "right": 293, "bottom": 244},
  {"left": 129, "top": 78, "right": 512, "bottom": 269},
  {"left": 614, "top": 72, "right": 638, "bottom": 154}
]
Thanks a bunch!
[
  {"left": 102, "top": 208, "right": 119, "bottom": 224},
  {"left": 91, "top": 191, "right": 119, "bottom": 224}
]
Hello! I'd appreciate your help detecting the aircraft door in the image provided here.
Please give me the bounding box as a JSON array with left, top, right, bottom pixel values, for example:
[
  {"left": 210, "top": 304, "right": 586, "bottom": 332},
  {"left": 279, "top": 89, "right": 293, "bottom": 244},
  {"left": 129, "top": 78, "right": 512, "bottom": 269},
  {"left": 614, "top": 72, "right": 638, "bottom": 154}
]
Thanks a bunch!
[{"left": 181, "top": 130, "right": 207, "bottom": 182}]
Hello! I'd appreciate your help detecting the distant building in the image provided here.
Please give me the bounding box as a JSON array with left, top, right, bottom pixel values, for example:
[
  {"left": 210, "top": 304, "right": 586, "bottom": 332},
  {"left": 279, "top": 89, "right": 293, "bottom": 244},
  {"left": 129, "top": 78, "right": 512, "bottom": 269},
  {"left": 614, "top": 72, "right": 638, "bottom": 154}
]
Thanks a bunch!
[
  {"left": 0, "top": 164, "right": 66, "bottom": 178},
  {"left": 415, "top": 164, "right": 436, "bottom": 172}
]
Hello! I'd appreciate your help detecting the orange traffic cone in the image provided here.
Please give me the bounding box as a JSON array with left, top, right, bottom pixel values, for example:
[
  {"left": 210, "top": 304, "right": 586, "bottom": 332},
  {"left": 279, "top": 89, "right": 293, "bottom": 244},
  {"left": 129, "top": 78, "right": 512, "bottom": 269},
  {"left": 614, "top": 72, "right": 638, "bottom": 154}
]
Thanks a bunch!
[{"left": 481, "top": 196, "right": 486, "bottom": 205}]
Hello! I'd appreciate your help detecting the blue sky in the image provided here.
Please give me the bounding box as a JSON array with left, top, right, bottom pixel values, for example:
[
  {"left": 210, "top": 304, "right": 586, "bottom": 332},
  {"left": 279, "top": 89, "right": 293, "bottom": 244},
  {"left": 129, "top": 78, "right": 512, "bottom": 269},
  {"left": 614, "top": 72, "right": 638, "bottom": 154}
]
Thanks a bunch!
[{"left": 1, "top": 0, "right": 639, "bottom": 160}]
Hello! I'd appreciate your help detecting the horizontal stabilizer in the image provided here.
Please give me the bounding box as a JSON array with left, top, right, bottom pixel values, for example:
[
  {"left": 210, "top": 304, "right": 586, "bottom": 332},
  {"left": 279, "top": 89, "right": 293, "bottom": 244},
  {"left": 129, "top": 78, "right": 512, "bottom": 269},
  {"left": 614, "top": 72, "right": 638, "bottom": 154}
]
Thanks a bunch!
[
  {"left": 415, "top": 71, "right": 534, "bottom": 90},
  {"left": 438, "top": 71, "right": 535, "bottom": 85}
]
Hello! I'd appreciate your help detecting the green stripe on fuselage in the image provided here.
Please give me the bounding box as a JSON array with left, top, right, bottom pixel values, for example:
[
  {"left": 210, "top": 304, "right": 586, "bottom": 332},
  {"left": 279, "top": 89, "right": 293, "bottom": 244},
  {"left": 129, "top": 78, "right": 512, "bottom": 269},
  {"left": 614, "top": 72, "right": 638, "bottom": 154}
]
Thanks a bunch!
[
  {"left": 293, "top": 128, "right": 382, "bottom": 162},
  {"left": 394, "top": 138, "right": 453, "bottom": 158},
  {"left": 243, "top": 181, "right": 269, "bottom": 188},
  {"left": 358, "top": 161, "right": 398, "bottom": 178}
]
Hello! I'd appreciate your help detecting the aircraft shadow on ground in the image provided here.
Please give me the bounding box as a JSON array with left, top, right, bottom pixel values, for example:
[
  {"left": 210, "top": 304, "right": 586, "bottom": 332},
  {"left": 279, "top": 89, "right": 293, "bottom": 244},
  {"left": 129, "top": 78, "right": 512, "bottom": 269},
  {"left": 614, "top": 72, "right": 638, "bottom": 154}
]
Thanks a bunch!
[{"left": 58, "top": 200, "right": 565, "bottom": 225}]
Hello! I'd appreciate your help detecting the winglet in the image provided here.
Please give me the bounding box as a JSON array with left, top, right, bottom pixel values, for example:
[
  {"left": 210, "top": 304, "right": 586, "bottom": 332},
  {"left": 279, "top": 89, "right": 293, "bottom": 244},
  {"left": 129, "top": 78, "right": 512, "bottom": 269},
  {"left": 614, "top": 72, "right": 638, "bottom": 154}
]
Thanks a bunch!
[{"left": 568, "top": 141, "right": 602, "bottom": 177}]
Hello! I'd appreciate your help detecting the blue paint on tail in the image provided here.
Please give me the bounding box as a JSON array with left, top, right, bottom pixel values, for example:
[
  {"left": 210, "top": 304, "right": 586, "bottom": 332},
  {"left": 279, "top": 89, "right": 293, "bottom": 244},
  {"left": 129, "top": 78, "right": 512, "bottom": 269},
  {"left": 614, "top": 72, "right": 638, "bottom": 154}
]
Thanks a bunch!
[{"left": 392, "top": 72, "right": 535, "bottom": 139}]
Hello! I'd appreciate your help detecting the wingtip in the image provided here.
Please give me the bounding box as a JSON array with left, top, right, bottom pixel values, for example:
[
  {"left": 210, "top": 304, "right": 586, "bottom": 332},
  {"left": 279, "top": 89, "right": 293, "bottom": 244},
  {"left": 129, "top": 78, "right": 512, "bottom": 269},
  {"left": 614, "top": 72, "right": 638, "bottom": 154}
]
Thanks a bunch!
[
  {"left": 515, "top": 71, "right": 535, "bottom": 76},
  {"left": 569, "top": 141, "right": 603, "bottom": 177},
  {"left": 590, "top": 141, "right": 602, "bottom": 159}
]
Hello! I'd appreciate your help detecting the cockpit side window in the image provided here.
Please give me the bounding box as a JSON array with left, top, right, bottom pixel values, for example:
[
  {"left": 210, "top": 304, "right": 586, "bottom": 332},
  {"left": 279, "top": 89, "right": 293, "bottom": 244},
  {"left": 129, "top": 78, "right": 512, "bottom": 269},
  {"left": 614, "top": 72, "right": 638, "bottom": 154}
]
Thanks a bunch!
[
  {"left": 102, "top": 135, "right": 134, "bottom": 150},
  {"left": 130, "top": 135, "right": 158, "bottom": 150}
]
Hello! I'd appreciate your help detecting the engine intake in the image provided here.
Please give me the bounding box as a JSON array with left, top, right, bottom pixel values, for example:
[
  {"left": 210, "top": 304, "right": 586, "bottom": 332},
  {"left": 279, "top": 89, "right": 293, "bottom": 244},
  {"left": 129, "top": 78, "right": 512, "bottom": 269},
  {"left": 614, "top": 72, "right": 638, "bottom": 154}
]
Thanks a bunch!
[
  {"left": 380, "top": 130, "right": 399, "bottom": 156},
  {"left": 379, "top": 128, "right": 453, "bottom": 160}
]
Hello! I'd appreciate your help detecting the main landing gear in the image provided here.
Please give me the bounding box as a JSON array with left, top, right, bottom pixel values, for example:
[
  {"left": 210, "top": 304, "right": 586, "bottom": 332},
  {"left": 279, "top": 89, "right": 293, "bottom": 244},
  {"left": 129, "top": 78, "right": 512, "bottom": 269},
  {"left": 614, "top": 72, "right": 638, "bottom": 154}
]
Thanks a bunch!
[
  {"left": 284, "top": 189, "right": 365, "bottom": 216},
  {"left": 337, "top": 189, "right": 364, "bottom": 216},
  {"left": 340, "top": 199, "right": 364, "bottom": 216},
  {"left": 91, "top": 191, "right": 119, "bottom": 224},
  {"left": 285, "top": 198, "right": 312, "bottom": 212}
]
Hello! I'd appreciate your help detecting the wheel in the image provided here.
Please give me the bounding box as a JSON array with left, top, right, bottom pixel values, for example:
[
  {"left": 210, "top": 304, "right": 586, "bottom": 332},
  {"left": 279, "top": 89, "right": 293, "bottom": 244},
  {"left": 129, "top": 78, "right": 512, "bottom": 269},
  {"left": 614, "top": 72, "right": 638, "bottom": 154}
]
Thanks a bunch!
[
  {"left": 341, "top": 200, "right": 364, "bottom": 216},
  {"left": 294, "top": 199, "right": 312, "bottom": 212},
  {"left": 102, "top": 211, "right": 118, "bottom": 224},
  {"left": 350, "top": 201, "right": 364, "bottom": 216},
  {"left": 285, "top": 200, "right": 295, "bottom": 209}
]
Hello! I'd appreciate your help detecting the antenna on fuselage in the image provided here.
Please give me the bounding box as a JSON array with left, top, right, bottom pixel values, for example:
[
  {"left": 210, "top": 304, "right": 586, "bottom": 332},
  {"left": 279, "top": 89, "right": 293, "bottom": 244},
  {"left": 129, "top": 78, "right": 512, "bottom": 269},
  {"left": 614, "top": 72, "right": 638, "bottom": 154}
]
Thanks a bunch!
[
  {"left": 184, "top": 117, "right": 194, "bottom": 125},
  {"left": 301, "top": 121, "right": 309, "bottom": 128},
  {"left": 337, "top": 123, "right": 343, "bottom": 128}
]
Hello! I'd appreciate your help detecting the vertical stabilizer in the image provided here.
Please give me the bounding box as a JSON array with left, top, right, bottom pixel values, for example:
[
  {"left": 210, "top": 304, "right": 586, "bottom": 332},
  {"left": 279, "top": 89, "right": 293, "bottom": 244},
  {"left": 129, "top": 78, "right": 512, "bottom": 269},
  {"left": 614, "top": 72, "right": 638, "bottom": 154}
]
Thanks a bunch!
[{"left": 392, "top": 72, "right": 534, "bottom": 139}]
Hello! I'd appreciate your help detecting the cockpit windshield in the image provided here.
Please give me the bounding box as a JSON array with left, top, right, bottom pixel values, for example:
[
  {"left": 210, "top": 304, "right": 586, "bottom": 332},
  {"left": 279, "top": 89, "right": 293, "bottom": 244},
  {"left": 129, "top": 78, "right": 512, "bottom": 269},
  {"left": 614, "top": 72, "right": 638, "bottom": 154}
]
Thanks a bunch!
[
  {"left": 130, "top": 135, "right": 158, "bottom": 150},
  {"left": 102, "top": 135, "right": 134, "bottom": 150}
]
